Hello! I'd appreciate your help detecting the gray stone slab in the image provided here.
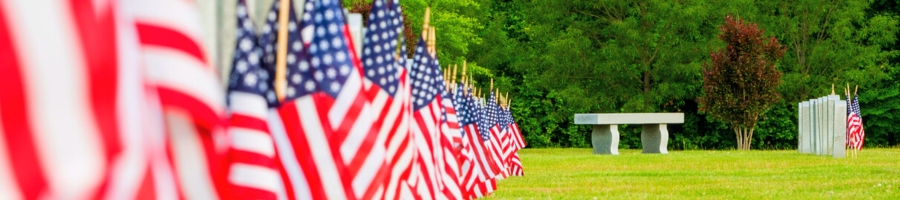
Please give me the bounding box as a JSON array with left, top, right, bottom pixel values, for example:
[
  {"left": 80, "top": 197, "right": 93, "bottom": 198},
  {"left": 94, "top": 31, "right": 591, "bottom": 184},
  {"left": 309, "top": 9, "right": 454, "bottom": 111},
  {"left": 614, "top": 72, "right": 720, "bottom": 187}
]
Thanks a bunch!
[
  {"left": 799, "top": 102, "right": 810, "bottom": 154},
  {"left": 591, "top": 125, "right": 620, "bottom": 155},
  {"left": 820, "top": 97, "right": 827, "bottom": 155},
  {"left": 574, "top": 113, "right": 684, "bottom": 125},
  {"left": 833, "top": 100, "right": 847, "bottom": 158},
  {"left": 641, "top": 124, "right": 669, "bottom": 154},
  {"left": 826, "top": 95, "right": 839, "bottom": 155},
  {"left": 810, "top": 98, "right": 819, "bottom": 155}
]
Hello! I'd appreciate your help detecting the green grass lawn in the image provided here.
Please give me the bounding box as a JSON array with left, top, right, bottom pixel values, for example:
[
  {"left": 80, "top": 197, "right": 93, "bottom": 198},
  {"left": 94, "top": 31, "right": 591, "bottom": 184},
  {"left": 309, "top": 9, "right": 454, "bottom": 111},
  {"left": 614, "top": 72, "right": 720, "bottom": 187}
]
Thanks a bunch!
[{"left": 487, "top": 148, "right": 900, "bottom": 199}]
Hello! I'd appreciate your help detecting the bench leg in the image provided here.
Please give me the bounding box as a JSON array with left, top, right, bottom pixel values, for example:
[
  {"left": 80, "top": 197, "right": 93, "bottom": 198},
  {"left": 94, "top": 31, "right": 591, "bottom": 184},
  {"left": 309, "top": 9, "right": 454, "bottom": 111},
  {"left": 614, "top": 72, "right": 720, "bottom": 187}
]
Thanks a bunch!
[
  {"left": 641, "top": 124, "right": 669, "bottom": 154},
  {"left": 591, "top": 125, "right": 619, "bottom": 155}
]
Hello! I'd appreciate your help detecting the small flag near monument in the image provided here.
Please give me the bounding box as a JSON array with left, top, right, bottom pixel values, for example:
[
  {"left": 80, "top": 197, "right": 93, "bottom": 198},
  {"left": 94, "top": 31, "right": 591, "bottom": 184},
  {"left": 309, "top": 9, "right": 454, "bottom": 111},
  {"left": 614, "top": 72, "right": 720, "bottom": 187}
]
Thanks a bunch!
[{"left": 848, "top": 93, "right": 865, "bottom": 150}]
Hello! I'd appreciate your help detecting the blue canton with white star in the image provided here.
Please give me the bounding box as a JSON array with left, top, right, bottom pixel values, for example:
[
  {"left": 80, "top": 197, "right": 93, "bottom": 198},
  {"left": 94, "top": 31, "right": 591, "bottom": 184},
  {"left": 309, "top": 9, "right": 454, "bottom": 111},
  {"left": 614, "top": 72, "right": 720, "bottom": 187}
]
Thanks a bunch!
[
  {"left": 227, "top": 0, "right": 268, "bottom": 106},
  {"left": 303, "top": 0, "right": 357, "bottom": 99},
  {"left": 363, "top": 0, "right": 403, "bottom": 96},
  {"left": 410, "top": 38, "right": 440, "bottom": 111},
  {"left": 258, "top": 0, "right": 307, "bottom": 106}
]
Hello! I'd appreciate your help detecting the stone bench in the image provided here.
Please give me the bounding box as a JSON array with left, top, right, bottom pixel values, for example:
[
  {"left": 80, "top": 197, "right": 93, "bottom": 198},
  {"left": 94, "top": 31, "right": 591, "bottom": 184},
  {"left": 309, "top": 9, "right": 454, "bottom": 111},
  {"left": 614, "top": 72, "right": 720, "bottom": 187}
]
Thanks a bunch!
[{"left": 574, "top": 113, "right": 684, "bottom": 155}]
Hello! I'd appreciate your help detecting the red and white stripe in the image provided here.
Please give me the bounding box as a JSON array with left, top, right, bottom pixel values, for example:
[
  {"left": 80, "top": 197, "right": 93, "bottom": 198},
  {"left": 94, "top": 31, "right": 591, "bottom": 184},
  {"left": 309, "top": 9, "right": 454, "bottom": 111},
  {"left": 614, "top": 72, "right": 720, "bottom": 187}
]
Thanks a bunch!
[
  {"left": 0, "top": 0, "right": 179, "bottom": 199},
  {"left": 507, "top": 152, "right": 523, "bottom": 176},
  {"left": 458, "top": 130, "right": 477, "bottom": 199},
  {"left": 499, "top": 126, "right": 512, "bottom": 178},
  {"left": 226, "top": 92, "right": 287, "bottom": 200},
  {"left": 372, "top": 70, "right": 415, "bottom": 200},
  {"left": 270, "top": 98, "right": 349, "bottom": 200},
  {"left": 487, "top": 123, "right": 505, "bottom": 179},
  {"left": 438, "top": 96, "right": 463, "bottom": 199},
  {"left": 337, "top": 24, "right": 383, "bottom": 200},
  {"left": 510, "top": 122, "right": 525, "bottom": 150},
  {"left": 463, "top": 123, "right": 495, "bottom": 198},
  {"left": 847, "top": 113, "right": 864, "bottom": 150},
  {"left": 134, "top": 0, "right": 230, "bottom": 199},
  {"left": 410, "top": 96, "right": 442, "bottom": 199},
  {"left": 363, "top": 69, "right": 408, "bottom": 200}
]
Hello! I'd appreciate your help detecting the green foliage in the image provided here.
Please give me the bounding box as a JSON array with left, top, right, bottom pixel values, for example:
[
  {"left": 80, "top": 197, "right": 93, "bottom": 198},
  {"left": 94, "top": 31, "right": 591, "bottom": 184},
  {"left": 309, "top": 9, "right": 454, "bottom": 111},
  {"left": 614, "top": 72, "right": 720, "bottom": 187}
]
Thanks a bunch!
[
  {"left": 345, "top": 0, "right": 900, "bottom": 149},
  {"left": 489, "top": 148, "right": 900, "bottom": 199}
]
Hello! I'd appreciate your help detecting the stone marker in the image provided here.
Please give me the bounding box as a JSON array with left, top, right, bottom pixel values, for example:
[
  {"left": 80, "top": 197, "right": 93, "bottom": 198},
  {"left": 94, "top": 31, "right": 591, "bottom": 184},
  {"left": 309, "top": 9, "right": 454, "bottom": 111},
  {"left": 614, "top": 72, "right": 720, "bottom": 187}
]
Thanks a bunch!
[
  {"left": 833, "top": 100, "right": 847, "bottom": 158},
  {"left": 826, "top": 95, "right": 839, "bottom": 155},
  {"left": 798, "top": 95, "right": 847, "bottom": 158},
  {"left": 799, "top": 102, "right": 810, "bottom": 154}
]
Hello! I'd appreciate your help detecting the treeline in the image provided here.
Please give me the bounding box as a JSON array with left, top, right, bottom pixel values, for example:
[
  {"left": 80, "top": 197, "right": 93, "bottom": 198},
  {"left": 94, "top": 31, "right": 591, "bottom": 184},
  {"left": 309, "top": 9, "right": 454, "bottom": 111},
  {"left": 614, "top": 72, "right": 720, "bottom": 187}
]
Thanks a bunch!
[{"left": 354, "top": 0, "right": 900, "bottom": 149}]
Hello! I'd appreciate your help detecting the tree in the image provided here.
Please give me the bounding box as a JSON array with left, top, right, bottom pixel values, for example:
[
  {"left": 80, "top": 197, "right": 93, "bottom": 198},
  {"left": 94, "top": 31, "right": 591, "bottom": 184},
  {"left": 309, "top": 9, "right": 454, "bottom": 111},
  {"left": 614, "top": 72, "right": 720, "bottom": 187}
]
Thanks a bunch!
[
  {"left": 754, "top": 0, "right": 899, "bottom": 102},
  {"left": 700, "top": 15, "right": 785, "bottom": 150}
]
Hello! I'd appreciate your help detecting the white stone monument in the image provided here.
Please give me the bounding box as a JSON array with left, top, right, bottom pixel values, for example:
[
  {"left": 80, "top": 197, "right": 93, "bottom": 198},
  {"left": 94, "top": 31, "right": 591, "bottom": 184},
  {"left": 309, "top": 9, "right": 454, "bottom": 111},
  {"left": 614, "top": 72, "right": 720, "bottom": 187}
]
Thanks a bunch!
[{"left": 798, "top": 95, "right": 846, "bottom": 158}]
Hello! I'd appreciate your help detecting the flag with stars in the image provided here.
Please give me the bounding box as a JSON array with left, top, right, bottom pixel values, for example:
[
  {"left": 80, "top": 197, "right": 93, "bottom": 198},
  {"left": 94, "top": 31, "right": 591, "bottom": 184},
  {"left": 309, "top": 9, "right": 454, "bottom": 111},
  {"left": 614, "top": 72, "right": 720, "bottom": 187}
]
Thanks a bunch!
[
  {"left": 470, "top": 91, "right": 499, "bottom": 197},
  {"left": 484, "top": 92, "right": 505, "bottom": 179},
  {"left": 434, "top": 59, "right": 464, "bottom": 199},
  {"left": 456, "top": 85, "right": 480, "bottom": 198},
  {"left": 361, "top": 0, "right": 416, "bottom": 199},
  {"left": 409, "top": 37, "right": 441, "bottom": 199},
  {"left": 849, "top": 95, "right": 865, "bottom": 150},
  {"left": 360, "top": 0, "right": 410, "bottom": 199},
  {"left": 225, "top": 0, "right": 288, "bottom": 199},
  {"left": 258, "top": 0, "right": 356, "bottom": 199}
]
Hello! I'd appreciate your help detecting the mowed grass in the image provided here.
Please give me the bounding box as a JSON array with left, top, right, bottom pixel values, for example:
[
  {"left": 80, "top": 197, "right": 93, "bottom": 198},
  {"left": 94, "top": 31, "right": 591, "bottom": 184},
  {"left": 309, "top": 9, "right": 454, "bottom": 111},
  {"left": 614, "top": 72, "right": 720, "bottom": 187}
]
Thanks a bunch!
[{"left": 487, "top": 148, "right": 900, "bottom": 199}]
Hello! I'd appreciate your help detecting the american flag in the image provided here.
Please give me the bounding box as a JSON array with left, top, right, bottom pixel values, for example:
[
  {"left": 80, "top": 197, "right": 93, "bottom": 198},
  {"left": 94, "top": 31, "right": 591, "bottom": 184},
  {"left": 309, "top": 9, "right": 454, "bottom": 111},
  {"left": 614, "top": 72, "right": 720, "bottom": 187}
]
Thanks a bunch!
[
  {"left": 225, "top": 0, "right": 287, "bottom": 199},
  {"left": 0, "top": 0, "right": 178, "bottom": 198},
  {"left": 508, "top": 107, "right": 526, "bottom": 150},
  {"left": 848, "top": 95, "right": 865, "bottom": 150},
  {"left": 473, "top": 94, "right": 499, "bottom": 196},
  {"left": 484, "top": 92, "right": 506, "bottom": 180},
  {"left": 409, "top": 36, "right": 443, "bottom": 199},
  {"left": 304, "top": 1, "right": 381, "bottom": 198},
  {"left": 435, "top": 61, "right": 464, "bottom": 199},
  {"left": 498, "top": 105, "right": 513, "bottom": 178},
  {"left": 504, "top": 107, "right": 525, "bottom": 176},
  {"left": 507, "top": 152, "right": 524, "bottom": 176},
  {"left": 135, "top": 0, "right": 231, "bottom": 199},
  {"left": 362, "top": 0, "right": 408, "bottom": 199},
  {"left": 846, "top": 95, "right": 852, "bottom": 147},
  {"left": 456, "top": 86, "right": 482, "bottom": 198},
  {"left": 372, "top": 0, "right": 416, "bottom": 199},
  {"left": 261, "top": 0, "right": 380, "bottom": 199},
  {"left": 257, "top": 1, "right": 326, "bottom": 199}
]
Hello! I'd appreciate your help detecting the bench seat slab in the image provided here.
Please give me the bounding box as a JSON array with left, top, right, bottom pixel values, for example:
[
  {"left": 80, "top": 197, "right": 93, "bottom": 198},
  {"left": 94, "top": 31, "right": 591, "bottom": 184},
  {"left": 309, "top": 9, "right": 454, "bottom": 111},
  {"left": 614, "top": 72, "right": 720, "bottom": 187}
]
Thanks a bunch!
[{"left": 591, "top": 125, "right": 619, "bottom": 155}]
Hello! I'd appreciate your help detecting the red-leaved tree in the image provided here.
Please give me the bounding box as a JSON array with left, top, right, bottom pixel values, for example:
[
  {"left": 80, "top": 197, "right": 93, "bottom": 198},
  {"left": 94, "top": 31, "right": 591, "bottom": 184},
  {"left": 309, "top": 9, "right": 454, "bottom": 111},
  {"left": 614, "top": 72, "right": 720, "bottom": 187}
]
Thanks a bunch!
[{"left": 700, "top": 15, "right": 785, "bottom": 150}]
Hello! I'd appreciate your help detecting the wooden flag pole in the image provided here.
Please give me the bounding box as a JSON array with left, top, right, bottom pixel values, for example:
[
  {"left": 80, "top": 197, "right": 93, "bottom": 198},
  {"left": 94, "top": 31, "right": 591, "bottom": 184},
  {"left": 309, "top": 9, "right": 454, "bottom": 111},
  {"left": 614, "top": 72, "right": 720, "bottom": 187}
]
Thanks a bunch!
[
  {"left": 489, "top": 78, "right": 494, "bottom": 97},
  {"left": 506, "top": 92, "right": 510, "bottom": 108},
  {"left": 495, "top": 88, "right": 500, "bottom": 104},
  {"left": 831, "top": 84, "right": 835, "bottom": 95},
  {"left": 422, "top": 7, "right": 430, "bottom": 40},
  {"left": 500, "top": 91, "right": 505, "bottom": 108},
  {"left": 274, "top": 0, "right": 292, "bottom": 101},
  {"left": 452, "top": 64, "right": 458, "bottom": 85},
  {"left": 429, "top": 27, "right": 436, "bottom": 55}
]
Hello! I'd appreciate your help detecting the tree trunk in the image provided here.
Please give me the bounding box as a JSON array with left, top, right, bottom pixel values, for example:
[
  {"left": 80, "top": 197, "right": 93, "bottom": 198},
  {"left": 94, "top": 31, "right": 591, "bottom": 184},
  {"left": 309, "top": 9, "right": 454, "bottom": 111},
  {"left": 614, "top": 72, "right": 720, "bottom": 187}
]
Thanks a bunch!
[
  {"left": 746, "top": 127, "right": 754, "bottom": 150},
  {"left": 733, "top": 126, "right": 755, "bottom": 150},
  {"left": 733, "top": 127, "right": 743, "bottom": 150}
]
